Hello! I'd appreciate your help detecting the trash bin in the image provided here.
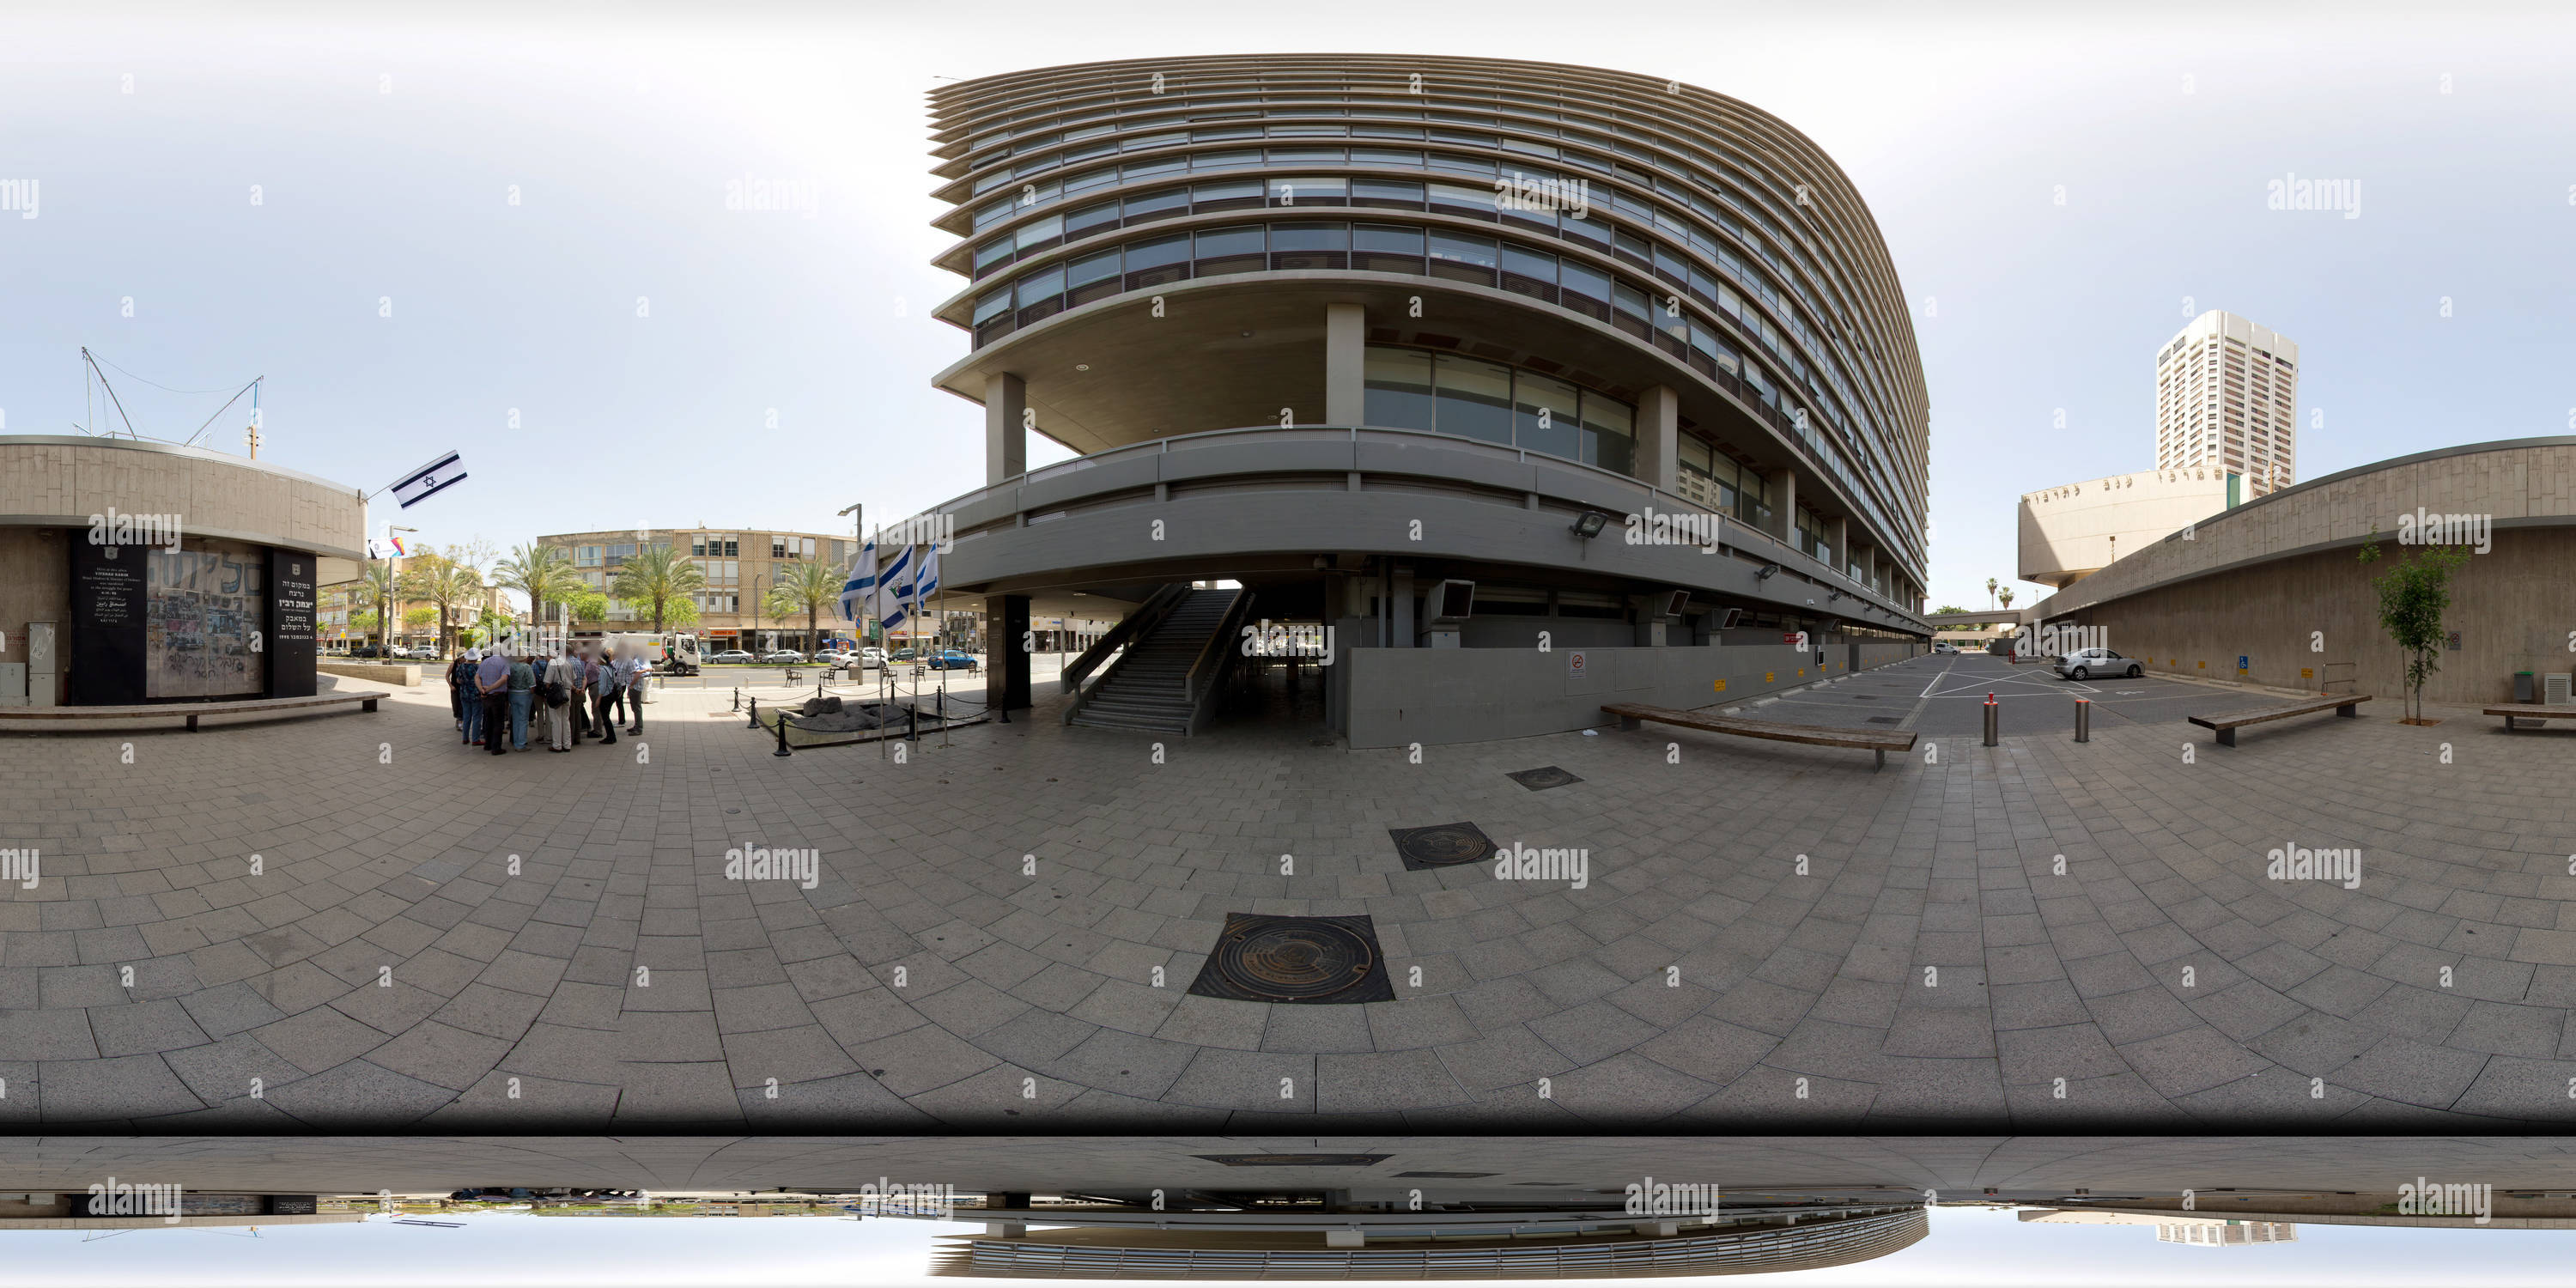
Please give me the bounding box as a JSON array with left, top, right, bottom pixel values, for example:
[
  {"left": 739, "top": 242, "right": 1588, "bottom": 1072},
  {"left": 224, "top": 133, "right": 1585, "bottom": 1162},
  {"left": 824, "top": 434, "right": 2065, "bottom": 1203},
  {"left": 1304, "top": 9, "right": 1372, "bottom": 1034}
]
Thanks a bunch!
[{"left": 2516, "top": 672, "right": 2537, "bottom": 702}]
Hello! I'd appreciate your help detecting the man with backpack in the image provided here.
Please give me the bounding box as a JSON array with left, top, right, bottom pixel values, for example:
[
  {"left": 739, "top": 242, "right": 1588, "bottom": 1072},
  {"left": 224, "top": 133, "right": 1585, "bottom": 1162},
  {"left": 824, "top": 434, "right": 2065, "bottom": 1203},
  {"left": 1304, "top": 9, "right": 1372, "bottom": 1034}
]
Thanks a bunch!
[{"left": 544, "top": 644, "right": 582, "bottom": 751}]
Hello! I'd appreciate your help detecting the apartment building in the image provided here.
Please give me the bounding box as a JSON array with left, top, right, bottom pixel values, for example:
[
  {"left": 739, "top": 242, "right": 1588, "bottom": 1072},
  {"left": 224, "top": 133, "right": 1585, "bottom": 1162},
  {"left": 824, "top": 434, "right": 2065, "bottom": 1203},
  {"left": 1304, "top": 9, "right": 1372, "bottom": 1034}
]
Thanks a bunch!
[
  {"left": 2155, "top": 310, "right": 2300, "bottom": 498},
  {"left": 538, "top": 528, "right": 860, "bottom": 652}
]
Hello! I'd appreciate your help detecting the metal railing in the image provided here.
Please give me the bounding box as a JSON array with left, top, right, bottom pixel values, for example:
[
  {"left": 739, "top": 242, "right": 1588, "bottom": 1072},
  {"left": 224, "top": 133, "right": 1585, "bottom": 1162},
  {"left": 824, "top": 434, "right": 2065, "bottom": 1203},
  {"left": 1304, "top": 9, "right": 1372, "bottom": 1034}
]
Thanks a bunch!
[{"left": 927, "top": 424, "right": 1927, "bottom": 629}]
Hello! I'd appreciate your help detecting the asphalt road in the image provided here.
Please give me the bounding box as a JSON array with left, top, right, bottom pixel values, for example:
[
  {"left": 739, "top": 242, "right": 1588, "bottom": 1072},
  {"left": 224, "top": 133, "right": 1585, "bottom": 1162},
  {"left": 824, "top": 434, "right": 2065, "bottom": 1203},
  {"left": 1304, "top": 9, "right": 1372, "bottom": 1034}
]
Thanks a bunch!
[{"left": 1733, "top": 651, "right": 2286, "bottom": 739}]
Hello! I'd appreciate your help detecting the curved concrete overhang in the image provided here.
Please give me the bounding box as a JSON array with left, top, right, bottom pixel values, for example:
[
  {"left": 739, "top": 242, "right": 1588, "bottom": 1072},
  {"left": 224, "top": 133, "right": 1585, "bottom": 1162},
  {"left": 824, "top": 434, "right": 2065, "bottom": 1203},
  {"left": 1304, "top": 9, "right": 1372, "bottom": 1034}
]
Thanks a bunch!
[
  {"left": 2025, "top": 435, "right": 2576, "bottom": 624},
  {"left": 932, "top": 271, "right": 1917, "bottom": 581},
  {"left": 920, "top": 426, "right": 1928, "bottom": 634},
  {"left": 0, "top": 434, "right": 368, "bottom": 560}
]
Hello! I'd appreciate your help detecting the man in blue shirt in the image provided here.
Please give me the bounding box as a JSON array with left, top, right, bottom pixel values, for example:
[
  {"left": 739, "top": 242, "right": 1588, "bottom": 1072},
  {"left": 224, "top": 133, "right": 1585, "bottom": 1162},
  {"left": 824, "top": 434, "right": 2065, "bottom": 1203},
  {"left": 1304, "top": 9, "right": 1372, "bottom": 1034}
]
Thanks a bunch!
[{"left": 476, "top": 647, "right": 513, "bottom": 755}]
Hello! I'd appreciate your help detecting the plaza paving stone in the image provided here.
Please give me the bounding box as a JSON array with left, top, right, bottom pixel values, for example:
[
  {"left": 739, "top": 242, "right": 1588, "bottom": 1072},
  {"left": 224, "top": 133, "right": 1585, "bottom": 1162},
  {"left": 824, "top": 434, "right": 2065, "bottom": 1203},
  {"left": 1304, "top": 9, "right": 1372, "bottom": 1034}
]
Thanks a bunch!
[{"left": 3, "top": 655, "right": 2576, "bottom": 1129}]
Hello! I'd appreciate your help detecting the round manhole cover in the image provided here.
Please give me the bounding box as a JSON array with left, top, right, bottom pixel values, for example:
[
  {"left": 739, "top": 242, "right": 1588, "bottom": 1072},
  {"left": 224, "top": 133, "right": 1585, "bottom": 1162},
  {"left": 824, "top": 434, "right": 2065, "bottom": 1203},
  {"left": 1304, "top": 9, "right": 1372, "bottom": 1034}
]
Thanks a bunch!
[{"left": 1215, "top": 918, "right": 1377, "bottom": 1001}]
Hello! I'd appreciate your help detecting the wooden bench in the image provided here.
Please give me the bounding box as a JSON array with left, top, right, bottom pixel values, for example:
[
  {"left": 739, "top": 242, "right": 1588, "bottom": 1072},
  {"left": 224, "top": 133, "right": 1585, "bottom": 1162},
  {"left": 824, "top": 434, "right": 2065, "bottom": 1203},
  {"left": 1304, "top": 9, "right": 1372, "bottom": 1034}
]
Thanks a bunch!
[
  {"left": 2188, "top": 693, "right": 2370, "bottom": 746},
  {"left": 0, "top": 690, "right": 389, "bottom": 732},
  {"left": 2487, "top": 703, "right": 2576, "bottom": 731},
  {"left": 1602, "top": 702, "right": 1917, "bottom": 769}
]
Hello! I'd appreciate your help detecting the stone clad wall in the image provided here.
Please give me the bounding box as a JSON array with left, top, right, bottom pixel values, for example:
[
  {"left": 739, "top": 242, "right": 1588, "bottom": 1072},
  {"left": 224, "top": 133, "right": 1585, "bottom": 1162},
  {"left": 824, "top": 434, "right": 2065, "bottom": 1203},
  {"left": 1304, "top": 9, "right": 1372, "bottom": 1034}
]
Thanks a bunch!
[{"left": 0, "top": 436, "right": 365, "bottom": 559}]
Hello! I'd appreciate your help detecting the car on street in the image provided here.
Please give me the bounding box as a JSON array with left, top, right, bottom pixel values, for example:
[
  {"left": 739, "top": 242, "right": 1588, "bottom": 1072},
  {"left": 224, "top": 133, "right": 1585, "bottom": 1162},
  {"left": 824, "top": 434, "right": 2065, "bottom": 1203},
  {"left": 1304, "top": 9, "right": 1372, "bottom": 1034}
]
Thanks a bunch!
[
  {"left": 759, "top": 649, "right": 806, "bottom": 665},
  {"left": 1932, "top": 641, "right": 1959, "bottom": 654},
  {"left": 812, "top": 649, "right": 857, "bottom": 668},
  {"left": 707, "top": 649, "right": 757, "bottom": 665},
  {"left": 890, "top": 647, "right": 920, "bottom": 663},
  {"left": 860, "top": 647, "right": 886, "bottom": 667},
  {"left": 925, "top": 649, "right": 980, "bottom": 671},
  {"left": 2051, "top": 646, "right": 2142, "bottom": 680}
]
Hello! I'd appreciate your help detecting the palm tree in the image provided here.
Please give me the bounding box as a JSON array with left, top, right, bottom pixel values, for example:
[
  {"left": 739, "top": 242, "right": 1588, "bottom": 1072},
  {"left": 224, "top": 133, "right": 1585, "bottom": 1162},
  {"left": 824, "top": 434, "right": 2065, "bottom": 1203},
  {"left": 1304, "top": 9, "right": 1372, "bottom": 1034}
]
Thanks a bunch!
[
  {"left": 363, "top": 561, "right": 401, "bottom": 653},
  {"left": 764, "top": 561, "right": 841, "bottom": 654},
  {"left": 610, "top": 544, "right": 708, "bottom": 633},
  {"left": 1998, "top": 586, "right": 2015, "bottom": 611},
  {"left": 494, "top": 543, "right": 580, "bottom": 637},
  {"left": 411, "top": 558, "right": 484, "bottom": 658},
  {"left": 1985, "top": 576, "right": 1998, "bottom": 610}
]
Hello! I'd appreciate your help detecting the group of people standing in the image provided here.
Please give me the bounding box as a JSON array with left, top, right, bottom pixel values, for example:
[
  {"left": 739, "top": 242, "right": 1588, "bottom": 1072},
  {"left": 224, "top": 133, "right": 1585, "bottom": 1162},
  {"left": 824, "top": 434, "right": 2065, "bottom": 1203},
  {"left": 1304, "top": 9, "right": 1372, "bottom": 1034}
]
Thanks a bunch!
[{"left": 447, "top": 642, "right": 649, "bottom": 755}]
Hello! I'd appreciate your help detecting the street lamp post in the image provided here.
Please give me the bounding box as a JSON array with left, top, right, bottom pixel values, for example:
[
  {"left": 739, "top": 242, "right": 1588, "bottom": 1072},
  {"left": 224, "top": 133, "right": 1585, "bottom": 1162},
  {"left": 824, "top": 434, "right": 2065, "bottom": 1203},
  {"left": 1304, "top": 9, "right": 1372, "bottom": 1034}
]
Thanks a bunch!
[
  {"left": 837, "top": 502, "right": 868, "bottom": 654},
  {"left": 381, "top": 523, "right": 416, "bottom": 654}
]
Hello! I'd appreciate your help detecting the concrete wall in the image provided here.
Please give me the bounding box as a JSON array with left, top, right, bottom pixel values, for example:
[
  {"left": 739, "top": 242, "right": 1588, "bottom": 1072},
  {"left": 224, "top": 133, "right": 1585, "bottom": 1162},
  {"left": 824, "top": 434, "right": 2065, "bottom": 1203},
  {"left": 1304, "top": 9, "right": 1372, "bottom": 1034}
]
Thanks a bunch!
[
  {"left": 2043, "top": 526, "right": 2576, "bottom": 706},
  {"left": 2018, "top": 468, "right": 2232, "bottom": 587},
  {"left": 0, "top": 436, "right": 367, "bottom": 559},
  {"left": 2020, "top": 437, "right": 2576, "bottom": 706},
  {"left": 0, "top": 526, "right": 71, "bottom": 704},
  {"left": 1343, "top": 639, "right": 1917, "bottom": 749},
  {"left": 318, "top": 661, "right": 423, "bottom": 688}
]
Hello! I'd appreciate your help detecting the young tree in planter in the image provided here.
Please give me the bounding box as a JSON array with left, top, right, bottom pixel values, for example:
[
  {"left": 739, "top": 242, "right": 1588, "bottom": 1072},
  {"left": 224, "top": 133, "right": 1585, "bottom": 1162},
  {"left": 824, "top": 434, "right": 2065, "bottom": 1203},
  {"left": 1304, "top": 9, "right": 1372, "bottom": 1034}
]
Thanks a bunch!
[{"left": 2358, "top": 538, "right": 2471, "bottom": 723}]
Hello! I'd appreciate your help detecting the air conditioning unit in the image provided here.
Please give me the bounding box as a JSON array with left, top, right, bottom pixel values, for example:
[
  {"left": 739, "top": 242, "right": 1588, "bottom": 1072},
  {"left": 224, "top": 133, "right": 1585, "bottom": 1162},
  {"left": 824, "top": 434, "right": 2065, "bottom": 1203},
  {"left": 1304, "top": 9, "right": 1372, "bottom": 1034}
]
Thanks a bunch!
[{"left": 2549, "top": 673, "right": 2573, "bottom": 707}]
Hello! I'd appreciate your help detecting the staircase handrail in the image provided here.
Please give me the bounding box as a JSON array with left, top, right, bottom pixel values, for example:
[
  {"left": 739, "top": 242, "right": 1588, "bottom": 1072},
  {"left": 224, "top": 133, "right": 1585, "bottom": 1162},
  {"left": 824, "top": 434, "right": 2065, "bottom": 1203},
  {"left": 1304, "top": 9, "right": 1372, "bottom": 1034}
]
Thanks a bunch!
[
  {"left": 1181, "top": 587, "right": 1257, "bottom": 733},
  {"left": 1062, "top": 583, "right": 1190, "bottom": 695}
]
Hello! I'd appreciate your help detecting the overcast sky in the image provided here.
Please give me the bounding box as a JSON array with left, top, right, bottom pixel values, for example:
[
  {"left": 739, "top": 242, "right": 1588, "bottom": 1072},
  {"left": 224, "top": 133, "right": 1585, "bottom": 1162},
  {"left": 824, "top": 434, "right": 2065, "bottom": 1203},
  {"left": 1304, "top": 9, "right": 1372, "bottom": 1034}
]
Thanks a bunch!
[{"left": 3, "top": 0, "right": 2569, "bottom": 613}]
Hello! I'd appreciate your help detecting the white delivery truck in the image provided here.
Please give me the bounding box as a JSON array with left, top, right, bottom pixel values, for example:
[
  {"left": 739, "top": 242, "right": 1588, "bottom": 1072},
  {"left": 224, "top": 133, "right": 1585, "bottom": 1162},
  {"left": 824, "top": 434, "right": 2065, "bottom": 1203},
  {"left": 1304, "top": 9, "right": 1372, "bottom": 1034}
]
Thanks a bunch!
[{"left": 604, "top": 632, "right": 704, "bottom": 677}]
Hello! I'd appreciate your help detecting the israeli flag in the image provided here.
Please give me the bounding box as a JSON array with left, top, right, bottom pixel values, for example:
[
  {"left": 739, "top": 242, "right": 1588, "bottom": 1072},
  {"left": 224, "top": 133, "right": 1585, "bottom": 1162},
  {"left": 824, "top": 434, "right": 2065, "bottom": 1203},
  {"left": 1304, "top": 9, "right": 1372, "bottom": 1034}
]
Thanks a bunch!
[
  {"left": 389, "top": 451, "right": 465, "bottom": 508},
  {"left": 839, "top": 534, "right": 876, "bottom": 623},
  {"left": 872, "top": 544, "right": 916, "bottom": 632},
  {"left": 911, "top": 542, "right": 941, "bottom": 603}
]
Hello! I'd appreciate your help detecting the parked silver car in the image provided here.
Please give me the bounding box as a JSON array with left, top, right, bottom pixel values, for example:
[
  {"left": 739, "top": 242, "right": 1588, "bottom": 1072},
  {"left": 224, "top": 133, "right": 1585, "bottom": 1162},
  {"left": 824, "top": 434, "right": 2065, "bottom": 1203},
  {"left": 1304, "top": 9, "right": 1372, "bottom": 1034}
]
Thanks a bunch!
[{"left": 2052, "top": 647, "right": 2142, "bottom": 680}]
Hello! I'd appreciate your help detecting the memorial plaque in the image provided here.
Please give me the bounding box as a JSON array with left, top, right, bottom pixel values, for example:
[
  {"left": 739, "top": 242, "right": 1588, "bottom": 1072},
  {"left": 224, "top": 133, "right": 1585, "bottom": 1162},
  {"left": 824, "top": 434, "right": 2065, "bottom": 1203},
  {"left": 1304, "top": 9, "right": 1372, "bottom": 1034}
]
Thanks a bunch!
[
  {"left": 268, "top": 547, "right": 317, "bottom": 698},
  {"left": 68, "top": 539, "right": 149, "bottom": 705}
]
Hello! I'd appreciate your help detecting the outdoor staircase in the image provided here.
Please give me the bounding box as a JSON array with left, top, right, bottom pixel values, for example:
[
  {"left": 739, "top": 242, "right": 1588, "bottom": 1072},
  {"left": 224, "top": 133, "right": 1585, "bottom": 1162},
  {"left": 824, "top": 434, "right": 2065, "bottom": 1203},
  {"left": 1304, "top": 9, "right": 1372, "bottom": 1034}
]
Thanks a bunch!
[{"left": 1066, "top": 587, "right": 1245, "bottom": 734}]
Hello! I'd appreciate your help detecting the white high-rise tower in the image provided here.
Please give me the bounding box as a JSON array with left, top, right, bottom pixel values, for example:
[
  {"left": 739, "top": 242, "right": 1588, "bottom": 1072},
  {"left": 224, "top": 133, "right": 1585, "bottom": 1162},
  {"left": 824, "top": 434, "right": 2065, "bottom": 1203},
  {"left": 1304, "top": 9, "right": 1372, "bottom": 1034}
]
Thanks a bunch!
[{"left": 2154, "top": 311, "right": 2299, "bottom": 498}]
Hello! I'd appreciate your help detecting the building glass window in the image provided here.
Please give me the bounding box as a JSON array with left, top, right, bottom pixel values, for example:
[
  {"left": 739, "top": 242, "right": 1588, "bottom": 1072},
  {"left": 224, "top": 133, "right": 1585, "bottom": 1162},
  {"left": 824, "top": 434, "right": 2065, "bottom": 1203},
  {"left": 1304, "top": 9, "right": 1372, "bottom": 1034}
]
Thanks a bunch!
[
  {"left": 1431, "top": 352, "right": 1515, "bottom": 446},
  {"left": 1579, "top": 392, "right": 1634, "bottom": 474},
  {"left": 1363, "top": 346, "right": 1435, "bottom": 430},
  {"left": 1513, "top": 373, "right": 1581, "bottom": 460}
]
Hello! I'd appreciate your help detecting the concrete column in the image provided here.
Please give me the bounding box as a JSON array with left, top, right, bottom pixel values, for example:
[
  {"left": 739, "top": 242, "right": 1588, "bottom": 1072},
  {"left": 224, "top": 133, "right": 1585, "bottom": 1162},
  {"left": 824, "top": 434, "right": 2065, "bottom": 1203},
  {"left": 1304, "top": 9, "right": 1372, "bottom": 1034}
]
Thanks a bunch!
[
  {"left": 986, "top": 594, "right": 1030, "bottom": 714},
  {"left": 1390, "top": 563, "right": 1415, "bottom": 647},
  {"left": 1325, "top": 303, "right": 1367, "bottom": 426},
  {"left": 1635, "top": 385, "right": 1681, "bottom": 493},
  {"left": 1765, "top": 467, "right": 1796, "bottom": 543},
  {"left": 1827, "top": 516, "right": 1850, "bottom": 575},
  {"left": 985, "top": 372, "right": 1027, "bottom": 485}
]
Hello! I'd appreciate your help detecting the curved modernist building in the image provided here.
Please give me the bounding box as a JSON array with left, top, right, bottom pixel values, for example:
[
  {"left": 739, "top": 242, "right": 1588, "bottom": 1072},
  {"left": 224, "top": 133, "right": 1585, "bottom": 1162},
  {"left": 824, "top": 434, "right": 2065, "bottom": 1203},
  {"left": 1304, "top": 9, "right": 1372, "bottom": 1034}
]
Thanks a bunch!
[{"left": 922, "top": 55, "right": 1933, "bottom": 745}]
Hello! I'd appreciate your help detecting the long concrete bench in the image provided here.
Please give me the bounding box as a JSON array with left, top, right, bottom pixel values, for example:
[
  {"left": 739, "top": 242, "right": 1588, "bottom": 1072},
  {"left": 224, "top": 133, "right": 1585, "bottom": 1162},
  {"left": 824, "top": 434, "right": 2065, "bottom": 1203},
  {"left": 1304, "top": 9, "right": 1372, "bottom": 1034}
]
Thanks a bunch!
[
  {"left": 2187, "top": 693, "right": 2370, "bottom": 746},
  {"left": 0, "top": 690, "right": 390, "bottom": 732},
  {"left": 2487, "top": 703, "right": 2576, "bottom": 731},
  {"left": 1603, "top": 702, "right": 1917, "bottom": 770}
]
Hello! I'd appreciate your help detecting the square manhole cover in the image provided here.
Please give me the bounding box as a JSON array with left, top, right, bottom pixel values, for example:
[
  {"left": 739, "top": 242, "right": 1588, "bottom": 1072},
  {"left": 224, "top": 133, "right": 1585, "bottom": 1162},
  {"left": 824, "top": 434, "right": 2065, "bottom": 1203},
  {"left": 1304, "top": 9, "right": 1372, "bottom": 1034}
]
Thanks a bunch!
[
  {"left": 1389, "top": 821, "right": 1498, "bottom": 870},
  {"left": 1506, "top": 766, "right": 1583, "bottom": 791},
  {"left": 1187, "top": 913, "right": 1396, "bottom": 1005}
]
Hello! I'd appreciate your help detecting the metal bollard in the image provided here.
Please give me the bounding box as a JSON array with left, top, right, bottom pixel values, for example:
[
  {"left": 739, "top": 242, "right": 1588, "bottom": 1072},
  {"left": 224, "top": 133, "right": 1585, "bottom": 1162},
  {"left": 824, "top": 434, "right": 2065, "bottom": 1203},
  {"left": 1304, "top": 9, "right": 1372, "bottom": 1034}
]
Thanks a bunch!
[
  {"left": 747, "top": 696, "right": 760, "bottom": 730},
  {"left": 2074, "top": 697, "right": 2091, "bottom": 743},
  {"left": 774, "top": 711, "right": 793, "bottom": 756},
  {"left": 732, "top": 687, "right": 740, "bottom": 713},
  {"left": 1983, "top": 693, "right": 1999, "bottom": 747}
]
